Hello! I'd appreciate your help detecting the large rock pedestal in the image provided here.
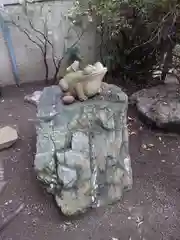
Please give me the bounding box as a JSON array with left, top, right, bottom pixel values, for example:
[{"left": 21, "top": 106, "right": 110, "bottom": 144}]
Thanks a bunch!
[{"left": 34, "top": 83, "right": 132, "bottom": 216}]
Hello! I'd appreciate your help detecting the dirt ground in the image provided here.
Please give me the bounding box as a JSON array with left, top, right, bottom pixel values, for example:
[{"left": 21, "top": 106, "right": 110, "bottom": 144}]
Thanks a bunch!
[{"left": 0, "top": 82, "right": 180, "bottom": 240}]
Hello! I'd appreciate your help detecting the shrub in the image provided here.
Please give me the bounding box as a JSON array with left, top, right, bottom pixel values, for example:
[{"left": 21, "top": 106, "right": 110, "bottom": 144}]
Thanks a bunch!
[{"left": 73, "top": 0, "right": 180, "bottom": 84}]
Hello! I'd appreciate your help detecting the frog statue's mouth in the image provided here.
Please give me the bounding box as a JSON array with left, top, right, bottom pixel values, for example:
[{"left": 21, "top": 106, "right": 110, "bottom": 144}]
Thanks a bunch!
[
  {"left": 87, "top": 67, "right": 107, "bottom": 77},
  {"left": 83, "top": 62, "right": 107, "bottom": 76}
]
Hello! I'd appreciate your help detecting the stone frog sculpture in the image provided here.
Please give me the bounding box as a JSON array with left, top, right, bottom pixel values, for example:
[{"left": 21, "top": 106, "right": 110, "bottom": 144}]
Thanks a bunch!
[{"left": 59, "top": 61, "right": 107, "bottom": 104}]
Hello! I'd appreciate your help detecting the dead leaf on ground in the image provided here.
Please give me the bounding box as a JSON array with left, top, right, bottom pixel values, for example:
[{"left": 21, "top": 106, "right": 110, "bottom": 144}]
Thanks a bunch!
[
  {"left": 141, "top": 143, "right": 155, "bottom": 151},
  {"left": 128, "top": 116, "right": 134, "bottom": 121},
  {"left": 141, "top": 144, "right": 147, "bottom": 149},
  {"left": 130, "top": 131, "right": 136, "bottom": 136},
  {"left": 148, "top": 143, "right": 154, "bottom": 147}
]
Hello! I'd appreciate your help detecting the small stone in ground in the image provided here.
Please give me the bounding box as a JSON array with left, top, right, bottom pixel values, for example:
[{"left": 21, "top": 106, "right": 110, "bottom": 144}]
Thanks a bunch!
[
  {"left": 0, "top": 126, "right": 18, "bottom": 151},
  {"left": 62, "top": 95, "right": 75, "bottom": 104}
]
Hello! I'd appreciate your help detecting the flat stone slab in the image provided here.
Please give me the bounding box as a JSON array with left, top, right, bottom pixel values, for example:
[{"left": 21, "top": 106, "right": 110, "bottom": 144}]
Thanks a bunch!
[
  {"left": 130, "top": 84, "right": 180, "bottom": 130},
  {"left": 0, "top": 126, "right": 18, "bottom": 151},
  {"left": 34, "top": 84, "right": 132, "bottom": 216}
]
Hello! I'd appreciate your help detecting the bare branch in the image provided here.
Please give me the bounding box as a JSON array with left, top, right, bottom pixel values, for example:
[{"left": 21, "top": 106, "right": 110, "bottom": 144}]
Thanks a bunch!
[
  {"left": 128, "top": 8, "right": 178, "bottom": 54},
  {"left": 0, "top": 3, "right": 86, "bottom": 85},
  {"left": 11, "top": 20, "right": 45, "bottom": 54},
  {"left": 0, "top": 203, "right": 25, "bottom": 232},
  {"left": 9, "top": 17, "right": 50, "bottom": 83},
  {"left": 28, "top": 16, "right": 57, "bottom": 68}
]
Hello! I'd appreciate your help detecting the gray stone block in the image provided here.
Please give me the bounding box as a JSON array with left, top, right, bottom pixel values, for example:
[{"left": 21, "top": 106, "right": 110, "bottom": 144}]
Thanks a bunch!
[
  {"left": 57, "top": 166, "right": 77, "bottom": 188},
  {"left": 34, "top": 83, "right": 132, "bottom": 216}
]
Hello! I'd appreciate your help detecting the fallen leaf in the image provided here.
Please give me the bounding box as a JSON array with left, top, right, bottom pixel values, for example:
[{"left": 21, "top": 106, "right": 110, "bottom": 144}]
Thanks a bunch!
[
  {"left": 64, "top": 221, "right": 72, "bottom": 225},
  {"left": 146, "top": 148, "right": 152, "bottom": 151},
  {"left": 141, "top": 144, "right": 147, "bottom": 149},
  {"left": 137, "top": 221, "right": 143, "bottom": 227},
  {"left": 148, "top": 144, "right": 154, "bottom": 147},
  {"left": 128, "top": 117, "right": 133, "bottom": 121},
  {"left": 130, "top": 131, "right": 136, "bottom": 135}
]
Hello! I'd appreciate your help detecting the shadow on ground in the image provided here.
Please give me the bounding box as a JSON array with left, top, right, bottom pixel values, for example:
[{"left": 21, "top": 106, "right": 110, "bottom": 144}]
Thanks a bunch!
[{"left": 0, "top": 82, "right": 180, "bottom": 240}]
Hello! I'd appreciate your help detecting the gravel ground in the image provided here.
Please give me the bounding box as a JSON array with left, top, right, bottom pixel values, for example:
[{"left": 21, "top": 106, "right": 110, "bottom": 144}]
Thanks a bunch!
[{"left": 0, "top": 82, "right": 180, "bottom": 240}]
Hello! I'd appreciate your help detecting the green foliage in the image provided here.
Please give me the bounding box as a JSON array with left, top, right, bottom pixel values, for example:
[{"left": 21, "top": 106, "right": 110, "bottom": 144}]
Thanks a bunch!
[{"left": 73, "top": 0, "right": 180, "bottom": 83}]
